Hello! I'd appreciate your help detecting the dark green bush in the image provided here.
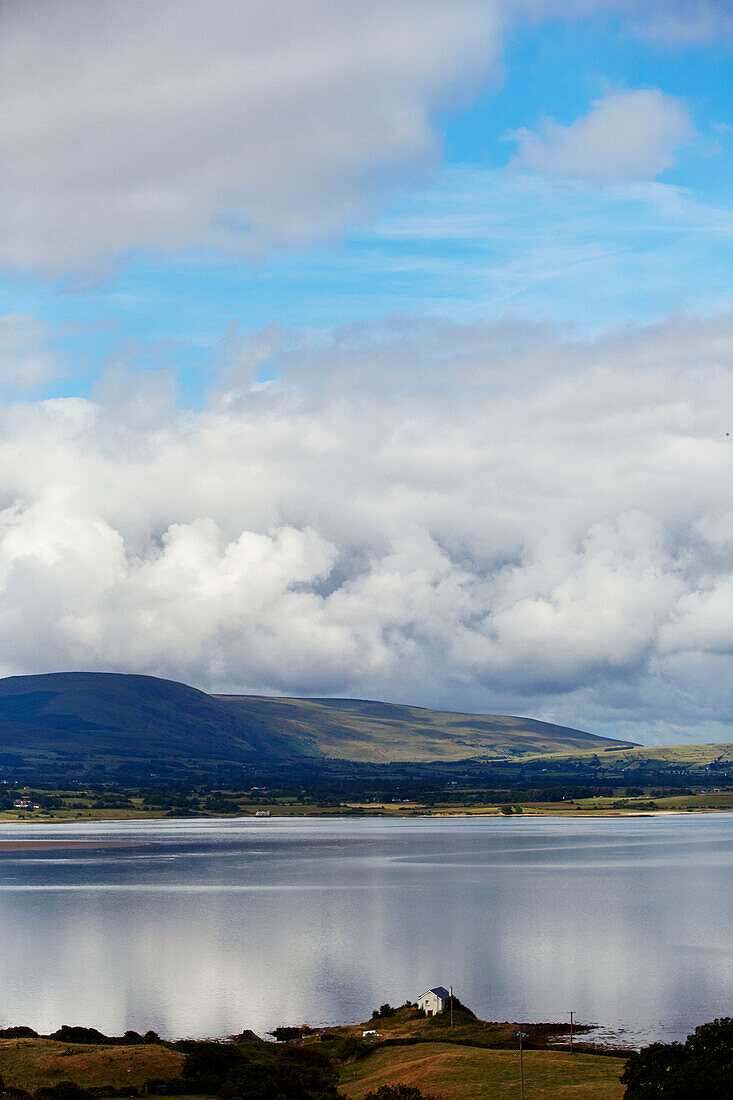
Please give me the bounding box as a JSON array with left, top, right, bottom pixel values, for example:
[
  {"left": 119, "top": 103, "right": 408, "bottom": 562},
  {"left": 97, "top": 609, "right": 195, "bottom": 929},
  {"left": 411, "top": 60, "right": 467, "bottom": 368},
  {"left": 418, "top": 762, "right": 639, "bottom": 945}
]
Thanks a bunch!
[
  {"left": 621, "top": 1017, "right": 733, "bottom": 1099},
  {"left": 34, "top": 1082, "right": 91, "bottom": 1100},
  {"left": 47, "top": 1027, "right": 108, "bottom": 1045},
  {"left": 363, "top": 1086, "right": 441, "bottom": 1100},
  {"left": 141, "top": 1080, "right": 193, "bottom": 1096},
  {"left": 220, "top": 1044, "right": 340, "bottom": 1100},
  {"left": 335, "top": 1035, "right": 370, "bottom": 1061},
  {"left": 182, "top": 1042, "right": 244, "bottom": 1085}
]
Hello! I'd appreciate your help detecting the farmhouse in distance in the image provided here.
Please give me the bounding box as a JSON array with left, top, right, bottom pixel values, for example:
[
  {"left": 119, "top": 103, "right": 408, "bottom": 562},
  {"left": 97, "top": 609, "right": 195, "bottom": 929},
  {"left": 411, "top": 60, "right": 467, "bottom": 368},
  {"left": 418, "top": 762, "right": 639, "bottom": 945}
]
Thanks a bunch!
[{"left": 418, "top": 987, "right": 452, "bottom": 1016}]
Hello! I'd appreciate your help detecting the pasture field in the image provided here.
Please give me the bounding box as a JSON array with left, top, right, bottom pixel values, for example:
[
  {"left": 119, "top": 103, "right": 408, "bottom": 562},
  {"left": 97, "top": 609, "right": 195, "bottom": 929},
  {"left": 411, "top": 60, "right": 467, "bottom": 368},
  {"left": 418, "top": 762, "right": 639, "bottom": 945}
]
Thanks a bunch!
[
  {"left": 0, "top": 1037, "right": 184, "bottom": 1092},
  {"left": 339, "top": 1041, "right": 625, "bottom": 1100},
  {"left": 1, "top": 786, "right": 732, "bottom": 823}
]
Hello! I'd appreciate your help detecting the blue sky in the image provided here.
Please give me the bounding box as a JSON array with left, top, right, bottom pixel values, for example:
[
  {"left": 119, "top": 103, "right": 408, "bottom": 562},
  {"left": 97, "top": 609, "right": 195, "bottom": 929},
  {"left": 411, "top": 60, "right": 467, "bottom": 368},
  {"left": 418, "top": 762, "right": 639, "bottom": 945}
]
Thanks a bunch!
[
  {"left": 3, "top": 5, "right": 733, "bottom": 404},
  {"left": 1, "top": 1, "right": 733, "bottom": 741}
]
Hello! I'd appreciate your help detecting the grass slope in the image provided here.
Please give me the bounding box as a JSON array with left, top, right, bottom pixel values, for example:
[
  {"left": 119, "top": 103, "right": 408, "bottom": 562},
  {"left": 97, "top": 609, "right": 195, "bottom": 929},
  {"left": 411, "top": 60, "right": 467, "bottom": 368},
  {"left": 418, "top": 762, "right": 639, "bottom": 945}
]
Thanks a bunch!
[
  {"left": 318, "top": 1006, "right": 624, "bottom": 1100},
  {"left": 0, "top": 1037, "right": 183, "bottom": 1092},
  {"left": 0, "top": 672, "right": 304, "bottom": 770},
  {"left": 528, "top": 742, "right": 733, "bottom": 772},
  {"left": 340, "top": 1042, "right": 624, "bottom": 1100},
  {"left": 215, "top": 694, "right": 635, "bottom": 763}
]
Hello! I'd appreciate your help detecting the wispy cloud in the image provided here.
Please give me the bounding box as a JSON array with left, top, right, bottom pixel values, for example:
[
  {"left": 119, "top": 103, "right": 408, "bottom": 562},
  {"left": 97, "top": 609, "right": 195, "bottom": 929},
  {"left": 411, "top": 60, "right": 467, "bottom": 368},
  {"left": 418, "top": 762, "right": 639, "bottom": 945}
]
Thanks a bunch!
[
  {"left": 279, "top": 164, "right": 733, "bottom": 328},
  {"left": 0, "top": 314, "right": 61, "bottom": 393}
]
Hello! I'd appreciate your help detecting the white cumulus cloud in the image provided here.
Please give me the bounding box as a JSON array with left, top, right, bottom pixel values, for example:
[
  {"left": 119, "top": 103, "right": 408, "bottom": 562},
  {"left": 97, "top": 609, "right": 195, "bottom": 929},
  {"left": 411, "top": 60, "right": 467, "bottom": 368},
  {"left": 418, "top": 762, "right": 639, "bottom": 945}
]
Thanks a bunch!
[
  {"left": 508, "top": 89, "right": 695, "bottom": 182},
  {"left": 1, "top": 311, "right": 733, "bottom": 743}
]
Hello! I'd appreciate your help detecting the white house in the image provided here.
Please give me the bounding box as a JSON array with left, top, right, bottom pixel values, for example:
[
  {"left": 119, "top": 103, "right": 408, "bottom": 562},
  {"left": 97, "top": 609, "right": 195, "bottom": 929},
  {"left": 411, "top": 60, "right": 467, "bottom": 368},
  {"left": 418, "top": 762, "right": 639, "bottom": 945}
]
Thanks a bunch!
[{"left": 417, "top": 986, "right": 451, "bottom": 1016}]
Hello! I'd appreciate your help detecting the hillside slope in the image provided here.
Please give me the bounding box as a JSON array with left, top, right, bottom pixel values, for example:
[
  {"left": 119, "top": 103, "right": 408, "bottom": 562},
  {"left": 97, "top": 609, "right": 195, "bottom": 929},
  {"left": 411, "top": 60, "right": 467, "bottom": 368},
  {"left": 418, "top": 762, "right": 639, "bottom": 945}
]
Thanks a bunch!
[
  {"left": 0, "top": 671, "right": 635, "bottom": 775},
  {"left": 527, "top": 742, "right": 733, "bottom": 774},
  {"left": 213, "top": 694, "right": 634, "bottom": 762},
  {"left": 0, "top": 672, "right": 304, "bottom": 771}
]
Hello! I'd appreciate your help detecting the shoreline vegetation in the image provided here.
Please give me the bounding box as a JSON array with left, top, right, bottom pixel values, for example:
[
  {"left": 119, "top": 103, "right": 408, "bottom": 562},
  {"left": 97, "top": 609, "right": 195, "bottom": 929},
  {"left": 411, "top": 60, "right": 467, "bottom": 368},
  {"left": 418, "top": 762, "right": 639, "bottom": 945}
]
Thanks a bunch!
[
  {"left": 1, "top": 807, "right": 732, "bottom": 830},
  {"left": 1, "top": 787, "right": 732, "bottom": 826}
]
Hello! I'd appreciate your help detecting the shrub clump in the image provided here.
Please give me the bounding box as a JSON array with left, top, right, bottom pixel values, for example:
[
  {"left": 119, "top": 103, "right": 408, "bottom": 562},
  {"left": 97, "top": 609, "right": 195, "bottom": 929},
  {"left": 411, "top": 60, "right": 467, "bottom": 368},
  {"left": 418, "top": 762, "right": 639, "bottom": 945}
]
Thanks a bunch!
[
  {"left": 34, "top": 1083, "right": 91, "bottom": 1100},
  {"left": 363, "top": 1087, "right": 442, "bottom": 1100},
  {"left": 621, "top": 1017, "right": 733, "bottom": 1099},
  {"left": 334, "top": 1035, "right": 371, "bottom": 1061},
  {"left": 179, "top": 1038, "right": 342, "bottom": 1100}
]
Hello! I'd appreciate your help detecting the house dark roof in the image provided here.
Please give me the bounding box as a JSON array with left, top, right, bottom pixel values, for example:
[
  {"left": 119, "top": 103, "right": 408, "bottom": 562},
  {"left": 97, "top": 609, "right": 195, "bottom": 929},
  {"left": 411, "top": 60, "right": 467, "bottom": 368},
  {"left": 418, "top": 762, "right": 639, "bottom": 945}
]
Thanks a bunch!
[{"left": 428, "top": 987, "right": 450, "bottom": 999}]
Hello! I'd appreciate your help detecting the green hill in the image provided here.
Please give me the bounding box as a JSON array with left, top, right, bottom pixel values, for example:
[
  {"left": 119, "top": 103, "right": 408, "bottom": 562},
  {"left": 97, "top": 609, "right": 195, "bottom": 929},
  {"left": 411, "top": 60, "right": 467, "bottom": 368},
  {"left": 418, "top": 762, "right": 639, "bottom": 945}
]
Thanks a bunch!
[
  {"left": 0, "top": 671, "right": 635, "bottom": 776},
  {"left": 0, "top": 672, "right": 304, "bottom": 772},
  {"left": 215, "top": 693, "right": 636, "bottom": 763}
]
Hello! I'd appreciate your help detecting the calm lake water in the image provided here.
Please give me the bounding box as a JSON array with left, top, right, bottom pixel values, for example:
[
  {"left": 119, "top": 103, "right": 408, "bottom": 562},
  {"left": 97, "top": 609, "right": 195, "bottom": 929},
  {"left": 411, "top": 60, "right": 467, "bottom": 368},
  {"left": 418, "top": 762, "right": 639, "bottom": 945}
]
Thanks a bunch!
[{"left": 0, "top": 814, "right": 731, "bottom": 1045}]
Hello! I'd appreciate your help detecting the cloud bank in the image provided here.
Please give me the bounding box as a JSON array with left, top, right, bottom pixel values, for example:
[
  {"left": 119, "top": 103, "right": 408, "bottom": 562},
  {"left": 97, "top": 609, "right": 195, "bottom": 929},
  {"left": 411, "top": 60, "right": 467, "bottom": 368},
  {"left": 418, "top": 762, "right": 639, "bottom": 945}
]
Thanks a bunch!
[
  {"left": 1, "top": 0, "right": 718, "bottom": 275},
  {"left": 1, "top": 312, "right": 733, "bottom": 742},
  {"left": 0, "top": 0, "right": 498, "bottom": 272}
]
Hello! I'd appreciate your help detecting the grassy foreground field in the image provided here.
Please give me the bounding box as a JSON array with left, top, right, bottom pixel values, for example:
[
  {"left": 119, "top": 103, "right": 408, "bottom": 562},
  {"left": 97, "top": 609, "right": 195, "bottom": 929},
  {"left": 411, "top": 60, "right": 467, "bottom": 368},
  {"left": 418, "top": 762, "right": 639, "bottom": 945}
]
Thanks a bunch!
[
  {"left": 0, "top": 1031, "right": 626, "bottom": 1100},
  {"left": 302, "top": 1003, "right": 628, "bottom": 1099},
  {"left": 339, "top": 1041, "right": 624, "bottom": 1100},
  {"left": 0, "top": 1037, "right": 184, "bottom": 1091}
]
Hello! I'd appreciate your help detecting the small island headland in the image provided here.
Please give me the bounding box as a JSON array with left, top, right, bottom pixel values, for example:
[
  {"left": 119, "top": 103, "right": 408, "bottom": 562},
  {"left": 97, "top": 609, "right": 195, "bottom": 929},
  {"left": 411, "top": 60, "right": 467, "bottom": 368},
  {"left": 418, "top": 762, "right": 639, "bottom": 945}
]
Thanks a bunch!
[{"left": 2, "top": 1006, "right": 730, "bottom": 1099}]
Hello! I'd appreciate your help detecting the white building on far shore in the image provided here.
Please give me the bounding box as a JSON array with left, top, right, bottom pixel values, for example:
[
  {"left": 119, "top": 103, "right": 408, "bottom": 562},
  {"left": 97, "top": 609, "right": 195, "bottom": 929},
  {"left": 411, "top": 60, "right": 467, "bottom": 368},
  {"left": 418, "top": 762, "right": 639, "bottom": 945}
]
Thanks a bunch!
[{"left": 417, "top": 986, "right": 451, "bottom": 1016}]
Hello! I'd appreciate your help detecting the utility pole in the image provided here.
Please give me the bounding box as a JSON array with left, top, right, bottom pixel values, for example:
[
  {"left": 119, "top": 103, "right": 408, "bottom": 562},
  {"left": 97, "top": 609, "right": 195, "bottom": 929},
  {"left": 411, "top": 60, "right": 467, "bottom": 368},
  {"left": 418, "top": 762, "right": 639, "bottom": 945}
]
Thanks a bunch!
[
  {"left": 517, "top": 1030, "right": 525, "bottom": 1100},
  {"left": 570, "top": 1010, "right": 574, "bottom": 1055},
  {"left": 450, "top": 985, "right": 454, "bottom": 1029}
]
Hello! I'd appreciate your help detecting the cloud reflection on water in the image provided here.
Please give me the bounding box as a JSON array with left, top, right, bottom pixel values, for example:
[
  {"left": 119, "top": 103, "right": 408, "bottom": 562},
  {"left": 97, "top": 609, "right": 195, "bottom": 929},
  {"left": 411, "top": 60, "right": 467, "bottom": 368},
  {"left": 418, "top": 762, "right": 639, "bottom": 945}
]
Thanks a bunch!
[{"left": 0, "top": 816, "right": 730, "bottom": 1044}]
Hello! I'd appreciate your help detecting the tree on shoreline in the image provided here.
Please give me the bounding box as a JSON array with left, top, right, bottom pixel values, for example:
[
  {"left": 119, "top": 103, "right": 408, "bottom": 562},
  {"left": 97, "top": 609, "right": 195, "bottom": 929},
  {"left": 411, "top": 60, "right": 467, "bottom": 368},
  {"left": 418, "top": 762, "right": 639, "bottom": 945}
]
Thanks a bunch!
[{"left": 621, "top": 1018, "right": 733, "bottom": 1098}]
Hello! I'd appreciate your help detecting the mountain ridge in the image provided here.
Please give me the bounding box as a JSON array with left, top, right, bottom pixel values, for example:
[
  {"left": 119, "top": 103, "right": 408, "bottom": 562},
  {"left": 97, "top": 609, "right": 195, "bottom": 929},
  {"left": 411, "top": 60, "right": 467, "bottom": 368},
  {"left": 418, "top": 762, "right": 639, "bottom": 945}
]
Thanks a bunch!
[
  {"left": 215, "top": 692, "right": 635, "bottom": 763},
  {"left": 0, "top": 671, "right": 637, "bottom": 775}
]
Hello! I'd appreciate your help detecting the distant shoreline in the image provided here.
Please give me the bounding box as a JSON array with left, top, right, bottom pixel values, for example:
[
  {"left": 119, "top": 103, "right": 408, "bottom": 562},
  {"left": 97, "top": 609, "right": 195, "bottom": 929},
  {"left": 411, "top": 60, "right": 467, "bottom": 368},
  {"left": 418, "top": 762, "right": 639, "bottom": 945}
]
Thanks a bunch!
[{"left": 1, "top": 806, "right": 732, "bottom": 830}]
